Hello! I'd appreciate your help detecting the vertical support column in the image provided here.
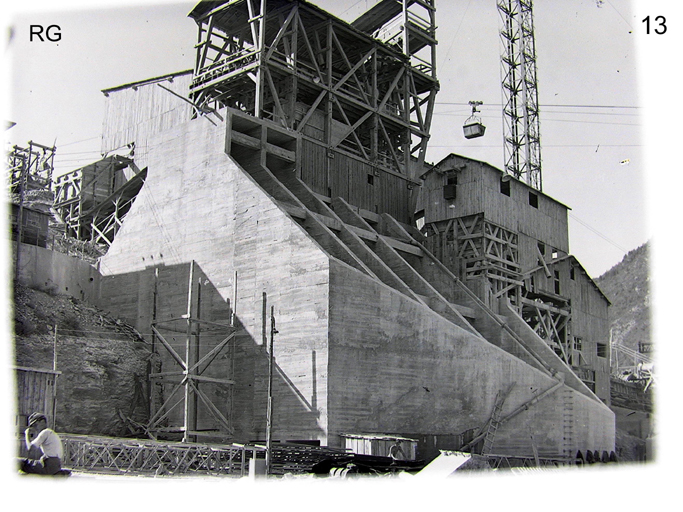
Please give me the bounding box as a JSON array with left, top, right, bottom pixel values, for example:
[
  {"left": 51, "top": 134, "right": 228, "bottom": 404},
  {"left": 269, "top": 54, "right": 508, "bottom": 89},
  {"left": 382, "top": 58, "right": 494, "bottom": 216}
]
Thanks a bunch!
[
  {"left": 325, "top": 21, "right": 334, "bottom": 195},
  {"left": 401, "top": 0, "right": 409, "bottom": 56},
  {"left": 498, "top": 0, "right": 542, "bottom": 190},
  {"left": 288, "top": 8, "right": 299, "bottom": 129},
  {"left": 265, "top": 305, "right": 275, "bottom": 475},
  {"left": 402, "top": 67, "right": 411, "bottom": 179},
  {"left": 430, "top": 0, "right": 437, "bottom": 80},
  {"left": 194, "top": 18, "right": 203, "bottom": 75},
  {"left": 52, "top": 326, "right": 58, "bottom": 429},
  {"left": 149, "top": 267, "right": 159, "bottom": 419},
  {"left": 400, "top": 1, "right": 414, "bottom": 178},
  {"left": 370, "top": 45, "right": 379, "bottom": 167},
  {"left": 183, "top": 260, "right": 198, "bottom": 443},
  {"left": 15, "top": 151, "right": 28, "bottom": 278},
  {"left": 231, "top": 271, "right": 238, "bottom": 328},
  {"left": 253, "top": 0, "right": 267, "bottom": 118}
]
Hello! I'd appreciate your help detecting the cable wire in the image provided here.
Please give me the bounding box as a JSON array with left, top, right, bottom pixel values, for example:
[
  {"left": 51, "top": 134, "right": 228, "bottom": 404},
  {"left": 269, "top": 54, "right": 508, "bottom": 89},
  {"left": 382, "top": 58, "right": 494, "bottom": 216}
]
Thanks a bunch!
[{"left": 568, "top": 213, "right": 628, "bottom": 252}]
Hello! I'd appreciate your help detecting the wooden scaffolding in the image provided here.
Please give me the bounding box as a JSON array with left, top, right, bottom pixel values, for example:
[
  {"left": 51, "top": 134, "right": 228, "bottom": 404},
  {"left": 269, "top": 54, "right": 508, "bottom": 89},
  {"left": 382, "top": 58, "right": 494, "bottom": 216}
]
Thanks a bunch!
[
  {"left": 52, "top": 155, "right": 146, "bottom": 247},
  {"left": 423, "top": 212, "right": 584, "bottom": 375},
  {"left": 189, "top": 0, "right": 438, "bottom": 182},
  {"left": 147, "top": 261, "right": 237, "bottom": 443},
  {"left": 422, "top": 212, "right": 523, "bottom": 309},
  {"left": 7, "top": 141, "right": 56, "bottom": 193}
]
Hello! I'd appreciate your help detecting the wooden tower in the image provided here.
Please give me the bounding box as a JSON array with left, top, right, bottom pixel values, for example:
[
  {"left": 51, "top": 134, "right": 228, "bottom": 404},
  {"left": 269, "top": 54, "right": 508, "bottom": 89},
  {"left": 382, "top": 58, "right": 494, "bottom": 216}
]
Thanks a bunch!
[{"left": 189, "top": 0, "right": 439, "bottom": 221}]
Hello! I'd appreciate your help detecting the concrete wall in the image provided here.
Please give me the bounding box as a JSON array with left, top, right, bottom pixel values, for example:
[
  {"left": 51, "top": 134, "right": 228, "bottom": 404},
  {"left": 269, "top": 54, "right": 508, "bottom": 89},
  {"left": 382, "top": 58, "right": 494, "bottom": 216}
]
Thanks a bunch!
[
  {"left": 96, "top": 112, "right": 614, "bottom": 455},
  {"left": 327, "top": 260, "right": 615, "bottom": 457},
  {"left": 98, "top": 114, "right": 330, "bottom": 443},
  {"left": 14, "top": 242, "right": 101, "bottom": 302}
]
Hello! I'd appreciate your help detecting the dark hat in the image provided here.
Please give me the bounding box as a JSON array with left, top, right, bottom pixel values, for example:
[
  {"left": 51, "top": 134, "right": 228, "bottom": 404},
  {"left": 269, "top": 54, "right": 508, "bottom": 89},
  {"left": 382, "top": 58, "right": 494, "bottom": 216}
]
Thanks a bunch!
[{"left": 28, "top": 413, "right": 47, "bottom": 426}]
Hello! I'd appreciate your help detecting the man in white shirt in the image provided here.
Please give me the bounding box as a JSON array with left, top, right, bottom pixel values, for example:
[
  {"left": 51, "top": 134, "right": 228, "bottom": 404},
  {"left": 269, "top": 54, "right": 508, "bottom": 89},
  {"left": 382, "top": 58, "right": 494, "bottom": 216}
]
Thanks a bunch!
[
  {"left": 20, "top": 412, "right": 64, "bottom": 475},
  {"left": 388, "top": 440, "right": 406, "bottom": 462}
]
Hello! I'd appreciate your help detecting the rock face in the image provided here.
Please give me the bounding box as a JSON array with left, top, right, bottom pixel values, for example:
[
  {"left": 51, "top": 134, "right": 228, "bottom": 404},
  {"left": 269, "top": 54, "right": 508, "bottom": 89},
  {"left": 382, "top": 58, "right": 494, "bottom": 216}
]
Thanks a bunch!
[
  {"left": 596, "top": 242, "right": 651, "bottom": 352},
  {"left": 596, "top": 242, "right": 654, "bottom": 463},
  {"left": 13, "top": 283, "right": 150, "bottom": 436}
]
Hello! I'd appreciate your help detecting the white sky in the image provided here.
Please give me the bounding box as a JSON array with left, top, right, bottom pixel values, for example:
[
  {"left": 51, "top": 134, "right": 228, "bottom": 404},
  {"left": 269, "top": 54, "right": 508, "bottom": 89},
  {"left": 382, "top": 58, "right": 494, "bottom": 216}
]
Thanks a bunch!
[
  {"left": 2, "top": 0, "right": 681, "bottom": 502},
  {"left": 0, "top": 0, "right": 657, "bottom": 278}
]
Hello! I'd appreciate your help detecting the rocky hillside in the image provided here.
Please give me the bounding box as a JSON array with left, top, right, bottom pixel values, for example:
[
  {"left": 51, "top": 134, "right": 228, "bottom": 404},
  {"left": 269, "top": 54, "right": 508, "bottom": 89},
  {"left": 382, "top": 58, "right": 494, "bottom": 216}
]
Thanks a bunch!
[
  {"left": 13, "top": 283, "right": 152, "bottom": 436},
  {"left": 595, "top": 242, "right": 651, "bottom": 354}
]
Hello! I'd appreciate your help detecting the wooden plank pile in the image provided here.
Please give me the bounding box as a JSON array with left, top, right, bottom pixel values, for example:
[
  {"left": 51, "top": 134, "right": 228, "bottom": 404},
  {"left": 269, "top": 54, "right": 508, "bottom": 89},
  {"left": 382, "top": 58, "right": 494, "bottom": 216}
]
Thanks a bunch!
[{"left": 265, "top": 443, "right": 352, "bottom": 475}]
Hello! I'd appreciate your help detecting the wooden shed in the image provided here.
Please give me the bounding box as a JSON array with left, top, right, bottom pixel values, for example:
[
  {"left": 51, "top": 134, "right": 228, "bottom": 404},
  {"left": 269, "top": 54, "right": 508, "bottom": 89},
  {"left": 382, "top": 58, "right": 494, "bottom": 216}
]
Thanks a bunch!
[
  {"left": 340, "top": 433, "right": 417, "bottom": 460},
  {"left": 10, "top": 204, "right": 50, "bottom": 248},
  {"left": 14, "top": 366, "right": 60, "bottom": 431}
]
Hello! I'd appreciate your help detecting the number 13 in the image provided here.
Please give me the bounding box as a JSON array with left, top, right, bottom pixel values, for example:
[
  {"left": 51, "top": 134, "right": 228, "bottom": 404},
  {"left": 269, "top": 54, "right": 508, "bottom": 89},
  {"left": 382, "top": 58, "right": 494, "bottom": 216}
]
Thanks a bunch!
[{"left": 642, "top": 16, "right": 667, "bottom": 35}]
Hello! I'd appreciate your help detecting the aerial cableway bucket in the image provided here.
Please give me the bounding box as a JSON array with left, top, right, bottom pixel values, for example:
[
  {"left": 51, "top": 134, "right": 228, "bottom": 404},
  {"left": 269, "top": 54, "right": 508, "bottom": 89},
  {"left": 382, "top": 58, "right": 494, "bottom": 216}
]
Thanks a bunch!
[{"left": 463, "top": 100, "right": 486, "bottom": 139}]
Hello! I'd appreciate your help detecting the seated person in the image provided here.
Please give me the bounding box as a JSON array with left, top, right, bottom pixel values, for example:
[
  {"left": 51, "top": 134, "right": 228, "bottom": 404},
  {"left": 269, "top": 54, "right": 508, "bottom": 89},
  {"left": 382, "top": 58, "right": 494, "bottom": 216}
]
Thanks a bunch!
[{"left": 19, "top": 413, "right": 63, "bottom": 475}]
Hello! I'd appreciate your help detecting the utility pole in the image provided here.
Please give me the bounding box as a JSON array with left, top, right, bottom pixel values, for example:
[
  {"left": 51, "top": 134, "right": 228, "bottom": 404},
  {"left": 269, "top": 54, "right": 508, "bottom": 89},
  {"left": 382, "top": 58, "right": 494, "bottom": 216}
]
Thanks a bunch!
[
  {"left": 15, "top": 153, "right": 27, "bottom": 279},
  {"left": 265, "top": 304, "right": 277, "bottom": 476},
  {"left": 52, "top": 324, "right": 58, "bottom": 429}
]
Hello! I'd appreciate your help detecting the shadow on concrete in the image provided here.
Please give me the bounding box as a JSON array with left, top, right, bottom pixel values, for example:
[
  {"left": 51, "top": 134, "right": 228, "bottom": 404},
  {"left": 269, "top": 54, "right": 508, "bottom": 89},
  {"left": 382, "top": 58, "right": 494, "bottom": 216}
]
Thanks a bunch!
[{"left": 97, "top": 260, "right": 324, "bottom": 444}]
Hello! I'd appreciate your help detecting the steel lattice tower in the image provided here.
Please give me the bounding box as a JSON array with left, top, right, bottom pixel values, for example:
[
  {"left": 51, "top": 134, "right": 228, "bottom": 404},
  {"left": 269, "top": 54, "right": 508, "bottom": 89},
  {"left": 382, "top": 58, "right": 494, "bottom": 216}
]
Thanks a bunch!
[{"left": 498, "top": 0, "right": 542, "bottom": 191}]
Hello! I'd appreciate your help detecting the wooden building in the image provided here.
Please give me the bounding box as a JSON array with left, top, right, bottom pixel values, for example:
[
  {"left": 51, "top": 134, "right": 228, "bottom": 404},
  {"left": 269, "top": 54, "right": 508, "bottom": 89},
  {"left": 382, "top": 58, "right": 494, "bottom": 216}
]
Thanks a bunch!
[
  {"left": 10, "top": 203, "right": 50, "bottom": 248},
  {"left": 419, "top": 154, "right": 611, "bottom": 403},
  {"left": 340, "top": 433, "right": 417, "bottom": 460}
]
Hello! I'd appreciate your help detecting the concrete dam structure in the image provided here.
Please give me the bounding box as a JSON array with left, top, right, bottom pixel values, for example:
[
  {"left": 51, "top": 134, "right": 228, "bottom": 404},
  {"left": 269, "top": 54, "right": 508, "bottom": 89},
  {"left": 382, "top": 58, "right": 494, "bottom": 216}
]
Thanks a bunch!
[{"left": 89, "top": 0, "right": 614, "bottom": 461}]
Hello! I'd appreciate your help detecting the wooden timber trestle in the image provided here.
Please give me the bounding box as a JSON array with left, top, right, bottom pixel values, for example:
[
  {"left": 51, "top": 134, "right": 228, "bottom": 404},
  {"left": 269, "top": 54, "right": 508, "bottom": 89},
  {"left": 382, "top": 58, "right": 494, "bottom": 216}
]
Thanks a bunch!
[{"left": 60, "top": 434, "right": 264, "bottom": 476}]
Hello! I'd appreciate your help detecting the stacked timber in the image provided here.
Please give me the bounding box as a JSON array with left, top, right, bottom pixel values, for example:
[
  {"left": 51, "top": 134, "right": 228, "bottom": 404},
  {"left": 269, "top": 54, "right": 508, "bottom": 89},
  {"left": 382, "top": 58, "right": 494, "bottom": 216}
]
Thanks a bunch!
[{"left": 263, "top": 443, "right": 351, "bottom": 475}]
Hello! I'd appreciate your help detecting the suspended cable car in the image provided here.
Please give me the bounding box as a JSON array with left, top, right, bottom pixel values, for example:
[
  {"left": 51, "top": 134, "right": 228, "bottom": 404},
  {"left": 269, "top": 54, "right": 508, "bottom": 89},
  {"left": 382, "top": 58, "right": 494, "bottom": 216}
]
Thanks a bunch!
[{"left": 463, "top": 100, "right": 486, "bottom": 139}]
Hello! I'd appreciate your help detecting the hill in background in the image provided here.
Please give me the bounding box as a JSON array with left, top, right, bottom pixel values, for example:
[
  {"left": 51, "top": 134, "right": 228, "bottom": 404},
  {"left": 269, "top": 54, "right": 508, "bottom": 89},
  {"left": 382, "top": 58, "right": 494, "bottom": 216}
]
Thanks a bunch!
[{"left": 595, "top": 241, "right": 651, "bottom": 355}]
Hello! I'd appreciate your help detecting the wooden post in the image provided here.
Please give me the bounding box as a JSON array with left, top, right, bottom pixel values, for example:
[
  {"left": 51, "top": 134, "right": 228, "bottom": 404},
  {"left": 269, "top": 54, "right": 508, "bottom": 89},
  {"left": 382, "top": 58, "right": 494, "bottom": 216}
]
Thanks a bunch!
[
  {"left": 231, "top": 271, "right": 238, "bottom": 327},
  {"left": 52, "top": 325, "right": 58, "bottom": 429},
  {"left": 15, "top": 153, "right": 28, "bottom": 279},
  {"left": 53, "top": 325, "right": 58, "bottom": 372},
  {"left": 183, "top": 261, "right": 197, "bottom": 443},
  {"left": 265, "top": 304, "right": 276, "bottom": 476},
  {"left": 253, "top": 0, "right": 266, "bottom": 117},
  {"left": 149, "top": 268, "right": 159, "bottom": 419}
]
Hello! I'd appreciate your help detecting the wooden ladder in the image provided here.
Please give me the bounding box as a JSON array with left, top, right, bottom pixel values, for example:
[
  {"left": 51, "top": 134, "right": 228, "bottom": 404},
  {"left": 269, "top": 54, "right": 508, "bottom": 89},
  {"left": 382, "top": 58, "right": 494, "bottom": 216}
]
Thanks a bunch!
[
  {"left": 562, "top": 388, "right": 575, "bottom": 459},
  {"left": 481, "top": 386, "right": 513, "bottom": 455}
]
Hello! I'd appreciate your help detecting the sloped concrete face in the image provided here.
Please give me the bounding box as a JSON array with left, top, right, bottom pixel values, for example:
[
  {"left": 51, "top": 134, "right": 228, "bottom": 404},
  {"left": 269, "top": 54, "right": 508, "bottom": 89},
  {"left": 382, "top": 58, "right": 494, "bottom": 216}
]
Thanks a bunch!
[
  {"left": 98, "top": 115, "right": 330, "bottom": 443},
  {"left": 327, "top": 261, "right": 615, "bottom": 457},
  {"left": 97, "top": 113, "right": 614, "bottom": 455}
]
